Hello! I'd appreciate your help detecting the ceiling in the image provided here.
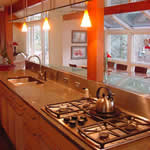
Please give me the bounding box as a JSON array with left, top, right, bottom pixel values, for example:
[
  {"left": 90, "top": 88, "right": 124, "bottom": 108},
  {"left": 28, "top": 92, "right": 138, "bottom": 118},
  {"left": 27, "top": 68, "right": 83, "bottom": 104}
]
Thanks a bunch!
[{"left": 0, "top": 0, "right": 18, "bottom": 6}]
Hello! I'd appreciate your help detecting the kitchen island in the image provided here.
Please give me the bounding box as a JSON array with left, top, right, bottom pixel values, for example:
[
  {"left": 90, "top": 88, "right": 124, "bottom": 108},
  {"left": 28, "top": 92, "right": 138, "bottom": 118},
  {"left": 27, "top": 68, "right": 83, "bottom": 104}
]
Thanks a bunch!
[{"left": 0, "top": 69, "right": 150, "bottom": 150}]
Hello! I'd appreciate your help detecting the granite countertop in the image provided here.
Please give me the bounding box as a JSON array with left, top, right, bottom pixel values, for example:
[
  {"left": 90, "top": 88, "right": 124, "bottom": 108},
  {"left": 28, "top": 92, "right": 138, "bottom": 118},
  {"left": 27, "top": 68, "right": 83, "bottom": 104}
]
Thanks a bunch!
[{"left": 0, "top": 69, "right": 150, "bottom": 150}]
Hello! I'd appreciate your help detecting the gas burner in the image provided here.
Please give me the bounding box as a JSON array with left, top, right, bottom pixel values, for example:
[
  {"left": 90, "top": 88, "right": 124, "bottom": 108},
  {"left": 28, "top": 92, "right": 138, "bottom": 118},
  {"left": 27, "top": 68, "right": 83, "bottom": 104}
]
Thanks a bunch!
[
  {"left": 69, "top": 120, "right": 76, "bottom": 128},
  {"left": 99, "top": 132, "right": 109, "bottom": 140},
  {"left": 82, "top": 103, "right": 90, "bottom": 109},
  {"left": 57, "top": 108, "right": 73, "bottom": 114},
  {"left": 109, "top": 119, "right": 120, "bottom": 124},
  {"left": 125, "top": 124, "right": 137, "bottom": 132},
  {"left": 80, "top": 116, "right": 87, "bottom": 121},
  {"left": 63, "top": 117, "right": 70, "bottom": 123},
  {"left": 72, "top": 115, "right": 78, "bottom": 120},
  {"left": 89, "top": 107, "right": 121, "bottom": 119},
  {"left": 78, "top": 118, "right": 86, "bottom": 126}
]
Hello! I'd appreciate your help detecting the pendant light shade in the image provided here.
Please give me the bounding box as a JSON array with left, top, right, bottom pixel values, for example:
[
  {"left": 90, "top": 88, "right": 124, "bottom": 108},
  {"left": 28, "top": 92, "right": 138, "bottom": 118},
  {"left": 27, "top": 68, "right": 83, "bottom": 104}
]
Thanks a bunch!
[
  {"left": 81, "top": 10, "right": 92, "bottom": 28},
  {"left": 22, "top": 22, "right": 28, "bottom": 32},
  {"left": 43, "top": 17, "right": 50, "bottom": 31}
]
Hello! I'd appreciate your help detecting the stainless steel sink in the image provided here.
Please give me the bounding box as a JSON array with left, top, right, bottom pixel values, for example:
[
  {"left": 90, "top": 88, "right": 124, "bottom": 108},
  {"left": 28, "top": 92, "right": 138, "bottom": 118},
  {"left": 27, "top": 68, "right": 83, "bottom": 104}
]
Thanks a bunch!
[{"left": 8, "top": 76, "right": 43, "bottom": 86}]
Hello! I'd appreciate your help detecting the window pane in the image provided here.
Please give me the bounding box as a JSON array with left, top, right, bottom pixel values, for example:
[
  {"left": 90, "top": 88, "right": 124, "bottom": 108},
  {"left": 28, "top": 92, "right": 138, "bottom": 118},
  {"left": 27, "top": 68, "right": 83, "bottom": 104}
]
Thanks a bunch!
[
  {"left": 133, "top": 34, "right": 150, "bottom": 64},
  {"left": 109, "top": 34, "right": 128, "bottom": 61},
  {"left": 33, "top": 25, "right": 42, "bottom": 61},
  {"left": 44, "top": 31, "right": 49, "bottom": 65},
  {"left": 27, "top": 27, "right": 32, "bottom": 55}
]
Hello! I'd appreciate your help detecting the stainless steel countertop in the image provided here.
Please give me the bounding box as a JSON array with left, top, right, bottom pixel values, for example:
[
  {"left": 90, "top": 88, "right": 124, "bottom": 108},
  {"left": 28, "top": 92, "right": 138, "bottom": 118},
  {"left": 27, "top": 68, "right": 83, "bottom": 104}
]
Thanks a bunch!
[{"left": 0, "top": 69, "right": 150, "bottom": 150}]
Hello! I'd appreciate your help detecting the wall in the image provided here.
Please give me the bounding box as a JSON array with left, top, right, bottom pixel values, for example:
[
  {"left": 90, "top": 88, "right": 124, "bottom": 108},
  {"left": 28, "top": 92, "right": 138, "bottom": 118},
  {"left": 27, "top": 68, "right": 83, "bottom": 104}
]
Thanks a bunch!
[
  {"left": 48, "top": 13, "right": 63, "bottom": 66},
  {"left": 62, "top": 19, "right": 87, "bottom": 66}
]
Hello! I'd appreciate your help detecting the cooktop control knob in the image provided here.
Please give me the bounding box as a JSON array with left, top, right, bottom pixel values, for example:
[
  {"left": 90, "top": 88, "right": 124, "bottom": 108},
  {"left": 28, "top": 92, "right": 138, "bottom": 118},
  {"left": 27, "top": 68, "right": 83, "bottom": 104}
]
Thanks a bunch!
[
  {"left": 80, "top": 116, "right": 87, "bottom": 121},
  {"left": 69, "top": 120, "right": 76, "bottom": 128},
  {"left": 63, "top": 117, "right": 70, "bottom": 123},
  {"left": 72, "top": 115, "right": 78, "bottom": 120},
  {"left": 78, "top": 118, "right": 85, "bottom": 126}
]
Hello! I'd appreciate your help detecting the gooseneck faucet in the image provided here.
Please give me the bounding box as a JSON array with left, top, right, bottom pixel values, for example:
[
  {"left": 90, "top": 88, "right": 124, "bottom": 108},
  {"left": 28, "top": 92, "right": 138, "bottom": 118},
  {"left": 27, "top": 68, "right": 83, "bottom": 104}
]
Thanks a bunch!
[
  {"left": 28, "top": 55, "right": 42, "bottom": 73},
  {"left": 28, "top": 55, "right": 46, "bottom": 81}
]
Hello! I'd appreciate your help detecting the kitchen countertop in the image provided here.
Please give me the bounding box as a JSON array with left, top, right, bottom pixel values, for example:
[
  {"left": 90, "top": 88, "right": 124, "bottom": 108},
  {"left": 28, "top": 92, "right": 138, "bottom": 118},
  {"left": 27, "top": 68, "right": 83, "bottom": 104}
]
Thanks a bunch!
[{"left": 0, "top": 69, "right": 150, "bottom": 150}]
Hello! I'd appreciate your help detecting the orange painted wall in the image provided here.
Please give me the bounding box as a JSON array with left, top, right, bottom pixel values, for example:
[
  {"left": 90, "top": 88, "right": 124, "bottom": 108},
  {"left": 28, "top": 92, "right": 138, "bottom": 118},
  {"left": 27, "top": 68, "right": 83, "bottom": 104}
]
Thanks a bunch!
[
  {"left": 5, "top": 7, "right": 13, "bottom": 63},
  {"left": 0, "top": 8, "right": 13, "bottom": 63}
]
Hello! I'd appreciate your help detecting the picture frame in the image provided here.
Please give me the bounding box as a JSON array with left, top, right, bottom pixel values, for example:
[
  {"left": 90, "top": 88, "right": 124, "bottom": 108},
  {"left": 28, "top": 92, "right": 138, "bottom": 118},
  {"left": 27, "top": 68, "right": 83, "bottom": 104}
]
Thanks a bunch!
[
  {"left": 72, "top": 30, "right": 87, "bottom": 43},
  {"left": 71, "top": 46, "right": 87, "bottom": 60}
]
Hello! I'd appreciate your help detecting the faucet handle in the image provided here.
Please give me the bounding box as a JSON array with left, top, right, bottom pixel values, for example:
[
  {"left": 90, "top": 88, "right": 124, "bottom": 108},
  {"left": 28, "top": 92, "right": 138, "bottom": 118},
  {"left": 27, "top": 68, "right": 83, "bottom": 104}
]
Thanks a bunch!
[{"left": 43, "top": 71, "right": 47, "bottom": 81}]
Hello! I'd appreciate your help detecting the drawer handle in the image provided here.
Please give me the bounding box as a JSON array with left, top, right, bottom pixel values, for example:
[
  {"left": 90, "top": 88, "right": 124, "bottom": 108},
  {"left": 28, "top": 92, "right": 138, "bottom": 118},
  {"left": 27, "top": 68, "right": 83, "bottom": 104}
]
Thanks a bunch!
[
  {"left": 32, "top": 117, "right": 37, "bottom": 120},
  {"left": 33, "top": 133, "right": 37, "bottom": 136}
]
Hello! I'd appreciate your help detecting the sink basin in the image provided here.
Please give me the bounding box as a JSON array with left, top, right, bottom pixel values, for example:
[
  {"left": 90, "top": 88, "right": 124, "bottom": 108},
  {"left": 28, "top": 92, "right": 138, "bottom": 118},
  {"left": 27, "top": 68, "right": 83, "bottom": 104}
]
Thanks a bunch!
[{"left": 8, "top": 76, "right": 43, "bottom": 86}]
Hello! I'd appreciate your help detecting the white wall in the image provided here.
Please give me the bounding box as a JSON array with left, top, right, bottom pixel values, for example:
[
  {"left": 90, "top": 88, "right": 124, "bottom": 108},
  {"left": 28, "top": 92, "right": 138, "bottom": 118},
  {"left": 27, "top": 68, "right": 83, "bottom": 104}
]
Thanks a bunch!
[
  {"left": 62, "top": 19, "right": 87, "bottom": 66},
  {"left": 48, "top": 13, "right": 63, "bottom": 66}
]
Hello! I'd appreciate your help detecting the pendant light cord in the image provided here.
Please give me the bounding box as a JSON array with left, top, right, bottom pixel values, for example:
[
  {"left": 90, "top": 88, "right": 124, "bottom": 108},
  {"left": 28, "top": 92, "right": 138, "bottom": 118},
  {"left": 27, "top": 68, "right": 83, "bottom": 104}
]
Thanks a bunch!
[{"left": 26, "top": 0, "right": 28, "bottom": 18}]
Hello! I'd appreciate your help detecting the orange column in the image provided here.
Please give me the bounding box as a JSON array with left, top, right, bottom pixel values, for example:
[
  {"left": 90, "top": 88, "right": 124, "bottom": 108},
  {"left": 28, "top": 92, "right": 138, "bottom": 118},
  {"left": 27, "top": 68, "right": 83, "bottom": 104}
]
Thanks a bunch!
[{"left": 87, "top": 0, "right": 104, "bottom": 82}]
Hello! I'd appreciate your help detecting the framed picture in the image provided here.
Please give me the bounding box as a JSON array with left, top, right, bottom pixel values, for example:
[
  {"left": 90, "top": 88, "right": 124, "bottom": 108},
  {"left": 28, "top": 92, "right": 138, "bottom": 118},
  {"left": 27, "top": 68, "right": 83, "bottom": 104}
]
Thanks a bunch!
[
  {"left": 71, "top": 46, "right": 87, "bottom": 60},
  {"left": 72, "top": 30, "right": 87, "bottom": 43}
]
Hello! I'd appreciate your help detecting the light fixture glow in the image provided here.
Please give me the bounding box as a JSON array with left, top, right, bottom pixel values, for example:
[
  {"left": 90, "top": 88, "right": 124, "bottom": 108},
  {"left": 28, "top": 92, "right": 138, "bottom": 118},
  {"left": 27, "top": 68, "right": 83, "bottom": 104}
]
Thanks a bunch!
[
  {"left": 22, "top": 22, "right": 28, "bottom": 32},
  {"left": 80, "top": 10, "right": 92, "bottom": 28},
  {"left": 43, "top": 17, "right": 51, "bottom": 31}
]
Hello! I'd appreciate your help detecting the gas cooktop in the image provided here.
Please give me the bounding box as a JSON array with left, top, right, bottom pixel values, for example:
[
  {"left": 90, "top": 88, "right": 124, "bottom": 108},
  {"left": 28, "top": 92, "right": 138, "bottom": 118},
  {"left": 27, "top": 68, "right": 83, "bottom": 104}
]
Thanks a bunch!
[{"left": 42, "top": 98, "right": 150, "bottom": 150}]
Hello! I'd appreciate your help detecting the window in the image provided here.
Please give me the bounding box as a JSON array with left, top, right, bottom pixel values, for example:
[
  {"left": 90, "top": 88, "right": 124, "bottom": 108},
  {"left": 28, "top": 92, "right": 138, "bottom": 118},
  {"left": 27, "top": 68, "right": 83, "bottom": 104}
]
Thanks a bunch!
[
  {"left": 108, "top": 34, "right": 128, "bottom": 61},
  {"left": 27, "top": 22, "right": 49, "bottom": 65},
  {"left": 133, "top": 34, "right": 150, "bottom": 64}
]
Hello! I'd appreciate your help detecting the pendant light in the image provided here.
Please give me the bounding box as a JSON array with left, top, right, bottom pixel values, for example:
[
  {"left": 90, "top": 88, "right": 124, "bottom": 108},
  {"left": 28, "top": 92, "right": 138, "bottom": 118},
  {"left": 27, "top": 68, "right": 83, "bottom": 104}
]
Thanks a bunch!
[
  {"left": 80, "top": 2, "right": 92, "bottom": 28},
  {"left": 22, "top": 22, "right": 28, "bottom": 32},
  {"left": 43, "top": 13, "right": 51, "bottom": 31},
  {"left": 42, "top": 0, "right": 50, "bottom": 31},
  {"left": 22, "top": 0, "right": 28, "bottom": 32}
]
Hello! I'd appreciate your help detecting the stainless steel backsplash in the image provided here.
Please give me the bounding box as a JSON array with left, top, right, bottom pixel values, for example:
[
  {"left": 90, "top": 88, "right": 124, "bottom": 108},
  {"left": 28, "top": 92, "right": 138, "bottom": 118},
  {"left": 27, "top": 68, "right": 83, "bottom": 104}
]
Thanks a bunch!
[{"left": 26, "top": 61, "right": 150, "bottom": 121}]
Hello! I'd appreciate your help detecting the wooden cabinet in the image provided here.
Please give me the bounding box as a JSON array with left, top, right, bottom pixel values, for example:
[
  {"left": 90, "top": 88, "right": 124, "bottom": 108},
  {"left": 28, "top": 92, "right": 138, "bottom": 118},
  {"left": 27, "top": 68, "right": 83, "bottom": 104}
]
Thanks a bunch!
[
  {"left": 0, "top": 82, "right": 80, "bottom": 150},
  {"left": 15, "top": 112, "right": 24, "bottom": 150},
  {"left": 7, "top": 102, "right": 16, "bottom": 146},
  {"left": 0, "top": 97, "right": 9, "bottom": 134},
  {"left": 23, "top": 124, "right": 41, "bottom": 150}
]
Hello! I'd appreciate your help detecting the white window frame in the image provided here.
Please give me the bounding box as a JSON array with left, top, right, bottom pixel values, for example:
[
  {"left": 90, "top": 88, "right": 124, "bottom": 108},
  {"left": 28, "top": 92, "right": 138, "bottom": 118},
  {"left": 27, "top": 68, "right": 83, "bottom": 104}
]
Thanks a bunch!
[{"left": 105, "top": 28, "right": 150, "bottom": 73}]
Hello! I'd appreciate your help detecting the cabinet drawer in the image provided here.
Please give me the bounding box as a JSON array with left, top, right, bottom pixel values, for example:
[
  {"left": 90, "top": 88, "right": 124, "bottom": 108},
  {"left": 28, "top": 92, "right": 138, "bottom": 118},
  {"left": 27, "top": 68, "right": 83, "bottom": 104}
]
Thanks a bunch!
[{"left": 23, "top": 106, "right": 40, "bottom": 130}]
